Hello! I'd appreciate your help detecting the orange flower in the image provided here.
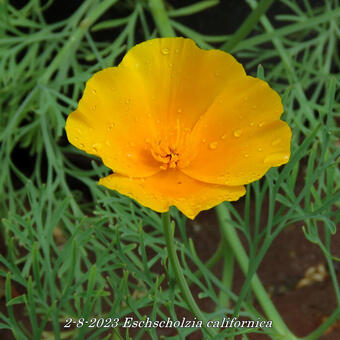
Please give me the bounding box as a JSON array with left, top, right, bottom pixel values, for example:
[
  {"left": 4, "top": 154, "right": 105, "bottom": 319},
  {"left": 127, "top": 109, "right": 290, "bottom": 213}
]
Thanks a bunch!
[{"left": 66, "top": 38, "right": 291, "bottom": 219}]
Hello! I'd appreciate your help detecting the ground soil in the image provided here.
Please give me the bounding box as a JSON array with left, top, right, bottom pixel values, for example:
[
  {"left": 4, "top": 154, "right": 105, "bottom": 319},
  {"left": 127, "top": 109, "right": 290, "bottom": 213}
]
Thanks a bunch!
[{"left": 178, "top": 207, "right": 340, "bottom": 340}]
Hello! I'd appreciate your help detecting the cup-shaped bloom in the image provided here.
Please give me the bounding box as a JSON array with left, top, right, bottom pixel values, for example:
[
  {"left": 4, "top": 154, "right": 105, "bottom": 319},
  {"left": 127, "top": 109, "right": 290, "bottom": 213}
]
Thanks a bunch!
[{"left": 66, "top": 38, "right": 291, "bottom": 219}]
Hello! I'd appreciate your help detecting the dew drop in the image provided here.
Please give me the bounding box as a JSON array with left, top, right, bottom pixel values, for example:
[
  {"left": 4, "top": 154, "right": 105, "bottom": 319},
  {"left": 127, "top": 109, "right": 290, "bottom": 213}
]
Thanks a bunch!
[
  {"left": 92, "top": 143, "right": 101, "bottom": 152},
  {"left": 161, "top": 47, "right": 169, "bottom": 55},
  {"left": 177, "top": 108, "right": 182, "bottom": 113},
  {"left": 108, "top": 122, "right": 115, "bottom": 130},
  {"left": 80, "top": 143, "right": 85, "bottom": 148},
  {"left": 209, "top": 141, "right": 218, "bottom": 150},
  {"left": 221, "top": 134, "right": 227, "bottom": 140},
  {"left": 233, "top": 129, "right": 242, "bottom": 138},
  {"left": 202, "top": 139, "right": 206, "bottom": 144},
  {"left": 244, "top": 153, "right": 249, "bottom": 158},
  {"left": 264, "top": 153, "right": 289, "bottom": 164},
  {"left": 249, "top": 121, "right": 255, "bottom": 127},
  {"left": 258, "top": 121, "right": 264, "bottom": 127},
  {"left": 271, "top": 138, "right": 281, "bottom": 146},
  {"left": 92, "top": 89, "right": 97, "bottom": 94},
  {"left": 258, "top": 147, "right": 263, "bottom": 152},
  {"left": 125, "top": 98, "right": 131, "bottom": 104},
  {"left": 92, "top": 105, "right": 96, "bottom": 111}
]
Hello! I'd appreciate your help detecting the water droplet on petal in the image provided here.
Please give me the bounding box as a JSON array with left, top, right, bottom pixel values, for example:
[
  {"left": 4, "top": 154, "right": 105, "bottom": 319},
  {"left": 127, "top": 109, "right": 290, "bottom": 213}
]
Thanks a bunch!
[
  {"left": 80, "top": 143, "right": 85, "bottom": 148},
  {"left": 221, "top": 134, "right": 227, "bottom": 140},
  {"left": 244, "top": 153, "right": 249, "bottom": 158},
  {"left": 92, "top": 143, "right": 101, "bottom": 152},
  {"left": 202, "top": 139, "right": 206, "bottom": 144},
  {"left": 161, "top": 47, "right": 169, "bottom": 55},
  {"left": 258, "top": 147, "right": 263, "bottom": 152},
  {"left": 108, "top": 122, "right": 115, "bottom": 131},
  {"left": 125, "top": 98, "right": 131, "bottom": 104},
  {"left": 249, "top": 121, "right": 255, "bottom": 127},
  {"left": 177, "top": 108, "right": 182, "bottom": 113},
  {"left": 92, "top": 105, "right": 96, "bottom": 111},
  {"left": 209, "top": 141, "right": 218, "bottom": 150},
  {"left": 92, "top": 89, "right": 97, "bottom": 94},
  {"left": 264, "top": 153, "right": 289, "bottom": 164},
  {"left": 258, "top": 121, "right": 264, "bottom": 127},
  {"left": 233, "top": 129, "right": 242, "bottom": 137},
  {"left": 271, "top": 138, "right": 281, "bottom": 146}
]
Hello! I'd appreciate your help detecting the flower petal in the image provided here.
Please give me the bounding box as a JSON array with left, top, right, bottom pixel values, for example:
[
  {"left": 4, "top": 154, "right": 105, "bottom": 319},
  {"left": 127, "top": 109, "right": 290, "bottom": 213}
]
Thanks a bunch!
[
  {"left": 65, "top": 66, "right": 161, "bottom": 177},
  {"left": 99, "top": 170, "right": 245, "bottom": 219},
  {"left": 182, "top": 76, "right": 292, "bottom": 185},
  {"left": 119, "top": 37, "right": 246, "bottom": 132}
]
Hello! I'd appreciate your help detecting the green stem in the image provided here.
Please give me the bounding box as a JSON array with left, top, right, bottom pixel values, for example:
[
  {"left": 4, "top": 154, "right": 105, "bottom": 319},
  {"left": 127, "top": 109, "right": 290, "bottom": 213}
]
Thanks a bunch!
[
  {"left": 217, "top": 234, "right": 234, "bottom": 310},
  {"left": 215, "top": 204, "right": 297, "bottom": 340},
  {"left": 148, "top": 0, "right": 175, "bottom": 37},
  {"left": 221, "top": 0, "right": 274, "bottom": 52},
  {"left": 302, "top": 218, "right": 340, "bottom": 339},
  {"left": 301, "top": 306, "right": 340, "bottom": 340},
  {"left": 161, "top": 212, "right": 217, "bottom": 337}
]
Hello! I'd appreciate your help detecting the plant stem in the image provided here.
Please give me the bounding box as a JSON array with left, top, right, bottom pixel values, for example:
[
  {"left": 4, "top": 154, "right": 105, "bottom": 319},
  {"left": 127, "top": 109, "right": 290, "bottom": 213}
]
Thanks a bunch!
[
  {"left": 161, "top": 212, "right": 217, "bottom": 337},
  {"left": 221, "top": 0, "right": 274, "bottom": 52},
  {"left": 215, "top": 204, "right": 298, "bottom": 340},
  {"left": 148, "top": 0, "right": 175, "bottom": 37},
  {"left": 301, "top": 306, "right": 340, "bottom": 340},
  {"left": 217, "top": 233, "right": 234, "bottom": 310}
]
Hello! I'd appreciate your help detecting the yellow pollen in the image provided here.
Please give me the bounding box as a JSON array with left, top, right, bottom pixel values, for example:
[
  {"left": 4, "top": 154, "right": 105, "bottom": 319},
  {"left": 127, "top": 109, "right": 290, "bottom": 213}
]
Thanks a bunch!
[{"left": 151, "top": 140, "right": 181, "bottom": 170}]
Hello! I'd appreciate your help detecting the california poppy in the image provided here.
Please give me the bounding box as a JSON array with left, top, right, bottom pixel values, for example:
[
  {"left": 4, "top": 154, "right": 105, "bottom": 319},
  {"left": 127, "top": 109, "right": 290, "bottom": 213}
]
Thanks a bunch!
[{"left": 66, "top": 37, "right": 291, "bottom": 219}]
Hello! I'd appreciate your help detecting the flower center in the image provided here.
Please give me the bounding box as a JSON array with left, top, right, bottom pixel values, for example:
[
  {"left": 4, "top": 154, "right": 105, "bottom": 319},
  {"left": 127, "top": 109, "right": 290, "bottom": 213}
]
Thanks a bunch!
[{"left": 151, "top": 140, "right": 180, "bottom": 170}]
